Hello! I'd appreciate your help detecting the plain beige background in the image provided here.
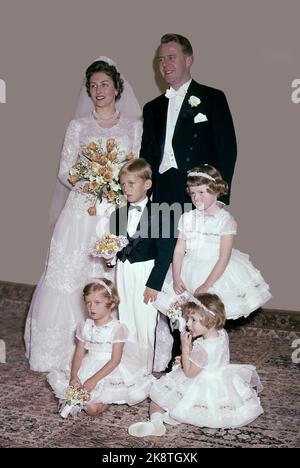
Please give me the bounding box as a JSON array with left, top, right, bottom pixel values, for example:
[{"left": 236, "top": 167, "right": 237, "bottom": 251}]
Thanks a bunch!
[{"left": 0, "top": 0, "right": 299, "bottom": 311}]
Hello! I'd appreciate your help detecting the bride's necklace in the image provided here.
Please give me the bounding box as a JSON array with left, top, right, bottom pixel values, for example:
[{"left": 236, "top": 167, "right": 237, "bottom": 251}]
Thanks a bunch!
[{"left": 92, "top": 109, "right": 119, "bottom": 121}]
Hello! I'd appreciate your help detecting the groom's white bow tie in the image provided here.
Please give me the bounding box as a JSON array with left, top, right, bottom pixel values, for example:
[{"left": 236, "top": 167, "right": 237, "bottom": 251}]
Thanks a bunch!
[{"left": 165, "top": 87, "right": 186, "bottom": 99}]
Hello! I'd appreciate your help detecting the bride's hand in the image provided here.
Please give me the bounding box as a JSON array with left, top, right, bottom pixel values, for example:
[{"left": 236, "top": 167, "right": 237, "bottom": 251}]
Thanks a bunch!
[{"left": 68, "top": 175, "right": 79, "bottom": 186}]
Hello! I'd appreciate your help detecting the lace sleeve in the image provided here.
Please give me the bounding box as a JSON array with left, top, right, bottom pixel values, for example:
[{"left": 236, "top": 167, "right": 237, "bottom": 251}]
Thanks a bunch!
[
  {"left": 58, "top": 119, "right": 81, "bottom": 188},
  {"left": 131, "top": 119, "right": 143, "bottom": 157},
  {"left": 189, "top": 342, "right": 208, "bottom": 368},
  {"left": 112, "top": 322, "right": 130, "bottom": 343},
  {"left": 75, "top": 321, "right": 86, "bottom": 342},
  {"left": 177, "top": 213, "right": 187, "bottom": 240}
]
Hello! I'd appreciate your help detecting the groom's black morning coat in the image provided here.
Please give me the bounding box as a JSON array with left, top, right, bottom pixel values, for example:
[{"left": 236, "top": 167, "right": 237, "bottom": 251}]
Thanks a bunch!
[{"left": 140, "top": 79, "right": 237, "bottom": 206}]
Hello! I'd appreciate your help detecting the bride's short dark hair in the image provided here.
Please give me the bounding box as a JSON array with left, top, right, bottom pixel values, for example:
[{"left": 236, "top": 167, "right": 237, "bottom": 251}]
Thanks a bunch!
[{"left": 85, "top": 60, "right": 124, "bottom": 100}]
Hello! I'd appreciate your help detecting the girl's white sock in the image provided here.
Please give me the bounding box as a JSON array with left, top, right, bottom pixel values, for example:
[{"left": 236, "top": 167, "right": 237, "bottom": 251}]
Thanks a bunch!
[{"left": 150, "top": 412, "right": 164, "bottom": 424}]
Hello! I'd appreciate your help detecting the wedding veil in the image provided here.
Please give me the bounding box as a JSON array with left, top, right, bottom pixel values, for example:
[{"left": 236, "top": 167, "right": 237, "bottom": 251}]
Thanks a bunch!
[{"left": 49, "top": 56, "right": 142, "bottom": 229}]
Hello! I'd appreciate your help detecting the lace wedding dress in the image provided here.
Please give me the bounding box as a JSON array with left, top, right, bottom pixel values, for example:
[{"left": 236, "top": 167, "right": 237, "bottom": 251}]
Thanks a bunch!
[{"left": 24, "top": 115, "right": 142, "bottom": 372}]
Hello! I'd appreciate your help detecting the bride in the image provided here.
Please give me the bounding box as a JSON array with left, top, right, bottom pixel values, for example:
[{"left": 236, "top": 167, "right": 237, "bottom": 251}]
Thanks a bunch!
[{"left": 24, "top": 57, "right": 142, "bottom": 372}]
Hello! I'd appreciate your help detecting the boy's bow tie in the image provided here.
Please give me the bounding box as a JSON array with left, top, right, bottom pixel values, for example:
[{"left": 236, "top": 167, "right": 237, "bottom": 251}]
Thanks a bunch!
[{"left": 129, "top": 205, "right": 142, "bottom": 212}]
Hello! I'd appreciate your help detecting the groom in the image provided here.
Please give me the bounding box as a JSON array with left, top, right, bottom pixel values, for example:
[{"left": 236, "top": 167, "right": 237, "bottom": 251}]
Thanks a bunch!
[
  {"left": 140, "top": 33, "right": 237, "bottom": 206},
  {"left": 140, "top": 33, "right": 237, "bottom": 367}
]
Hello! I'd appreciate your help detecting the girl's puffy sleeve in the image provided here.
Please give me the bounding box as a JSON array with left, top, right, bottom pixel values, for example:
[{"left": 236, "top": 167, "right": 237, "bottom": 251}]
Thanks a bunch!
[
  {"left": 177, "top": 213, "right": 187, "bottom": 240},
  {"left": 189, "top": 342, "right": 208, "bottom": 368},
  {"left": 112, "top": 322, "right": 130, "bottom": 343},
  {"left": 75, "top": 321, "right": 86, "bottom": 342},
  {"left": 220, "top": 212, "right": 237, "bottom": 236}
]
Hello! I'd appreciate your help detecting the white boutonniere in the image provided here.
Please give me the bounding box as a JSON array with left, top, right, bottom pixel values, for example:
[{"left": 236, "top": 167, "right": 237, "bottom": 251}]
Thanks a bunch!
[{"left": 188, "top": 95, "right": 201, "bottom": 107}]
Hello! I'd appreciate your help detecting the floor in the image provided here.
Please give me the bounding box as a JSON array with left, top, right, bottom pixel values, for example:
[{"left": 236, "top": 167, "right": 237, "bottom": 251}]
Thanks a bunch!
[{"left": 0, "top": 281, "right": 299, "bottom": 448}]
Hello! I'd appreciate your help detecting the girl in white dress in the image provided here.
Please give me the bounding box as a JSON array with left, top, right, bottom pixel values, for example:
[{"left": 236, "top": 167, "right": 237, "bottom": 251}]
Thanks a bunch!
[
  {"left": 154, "top": 164, "right": 271, "bottom": 320},
  {"left": 24, "top": 58, "right": 142, "bottom": 372},
  {"left": 129, "top": 293, "right": 263, "bottom": 435},
  {"left": 48, "top": 279, "right": 154, "bottom": 417}
]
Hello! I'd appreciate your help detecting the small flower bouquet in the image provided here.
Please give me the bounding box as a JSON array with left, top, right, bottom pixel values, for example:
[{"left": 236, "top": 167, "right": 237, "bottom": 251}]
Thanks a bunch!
[
  {"left": 167, "top": 299, "right": 187, "bottom": 332},
  {"left": 68, "top": 138, "right": 135, "bottom": 214},
  {"left": 171, "top": 355, "right": 182, "bottom": 371},
  {"left": 60, "top": 383, "right": 91, "bottom": 419},
  {"left": 90, "top": 233, "right": 128, "bottom": 260}
]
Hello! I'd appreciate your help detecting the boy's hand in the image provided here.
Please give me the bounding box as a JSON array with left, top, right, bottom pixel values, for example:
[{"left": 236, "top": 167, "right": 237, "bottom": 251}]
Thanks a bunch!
[
  {"left": 143, "top": 287, "right": 158, "bottom": 304},
  {"left": 105, "top": 256, "right": 117, "bottom": 269}
]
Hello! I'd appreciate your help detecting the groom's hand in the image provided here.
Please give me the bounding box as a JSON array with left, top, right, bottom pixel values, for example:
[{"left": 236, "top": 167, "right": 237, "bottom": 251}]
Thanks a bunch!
[{"left": 143, "top": 287, "right": 158, "bottom": 304}]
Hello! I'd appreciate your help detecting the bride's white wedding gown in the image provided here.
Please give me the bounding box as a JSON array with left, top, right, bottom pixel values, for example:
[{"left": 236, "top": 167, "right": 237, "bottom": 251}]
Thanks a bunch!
[{"left": 24, "top": 115, "right": 142, "bottom": 372}]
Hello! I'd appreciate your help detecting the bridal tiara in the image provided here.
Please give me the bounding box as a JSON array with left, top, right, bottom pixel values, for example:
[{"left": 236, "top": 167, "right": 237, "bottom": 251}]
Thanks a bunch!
[{"left": 187, "top": 171, "right": 216, "bottom": 182}]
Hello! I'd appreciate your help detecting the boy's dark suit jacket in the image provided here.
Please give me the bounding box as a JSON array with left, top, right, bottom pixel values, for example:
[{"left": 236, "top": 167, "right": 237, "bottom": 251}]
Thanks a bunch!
[
  {"left": 140, "top": 79, "right": 237, "bottom": 206},
  {"left": 109, "top": 200, "right": 176, "bottom": 292}
]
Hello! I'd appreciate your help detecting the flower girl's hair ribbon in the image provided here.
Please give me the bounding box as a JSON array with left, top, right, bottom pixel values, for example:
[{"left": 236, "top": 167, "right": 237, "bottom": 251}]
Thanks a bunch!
[
  {"left": 87, "top": 278, "right": 112, "bottom": 296},
  {"left": 187, "top": 170, "right": 216, "bottom": 182},
  {"left": 190, "top": 296, "right": 216, "bottom": 316}
]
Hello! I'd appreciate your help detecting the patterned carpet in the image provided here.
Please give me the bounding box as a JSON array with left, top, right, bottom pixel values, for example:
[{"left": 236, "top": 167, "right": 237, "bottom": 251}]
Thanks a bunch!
[{"left": 0, "top": 280, "right": 299, "bottom": 449}]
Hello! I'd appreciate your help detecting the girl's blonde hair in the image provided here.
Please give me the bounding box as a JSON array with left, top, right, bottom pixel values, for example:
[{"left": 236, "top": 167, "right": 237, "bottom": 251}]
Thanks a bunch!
[
  {"left": 182, "top": 293, "right": 226, "bottom": 329},
  {"left": 83, "top": 278, "right": 120, "bottom": 308},
  {"left": 186, "top": 165, "right": 228, "bottom": 197}
]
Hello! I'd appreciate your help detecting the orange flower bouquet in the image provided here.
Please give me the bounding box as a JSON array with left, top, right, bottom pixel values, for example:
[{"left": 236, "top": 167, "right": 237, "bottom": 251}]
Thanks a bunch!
[{"left": 68, "top": 138, "right": 135, "bottom": 214}]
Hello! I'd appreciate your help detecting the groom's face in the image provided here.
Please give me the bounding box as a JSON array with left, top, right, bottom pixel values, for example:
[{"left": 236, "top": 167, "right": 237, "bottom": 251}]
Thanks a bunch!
[{"left": 158, "top": 42, "right": 193, "bottom": 90}]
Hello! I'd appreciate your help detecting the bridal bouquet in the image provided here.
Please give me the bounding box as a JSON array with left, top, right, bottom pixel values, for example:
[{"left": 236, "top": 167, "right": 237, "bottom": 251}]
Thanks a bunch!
[
  {"left": 68, "top": 138, "right": 135, "bottom": 214},
  {"left": 90, "top": 233, "right": 128, "bottom": 260},
  {"left": 60, "top": 383, "right": 91, "bottom": 419}
]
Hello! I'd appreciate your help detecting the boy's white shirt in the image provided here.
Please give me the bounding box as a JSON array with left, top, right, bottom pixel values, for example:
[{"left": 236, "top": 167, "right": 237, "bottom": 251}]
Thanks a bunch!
[{"left": 127, "top": 196, "right": 148, "bottom": 237}]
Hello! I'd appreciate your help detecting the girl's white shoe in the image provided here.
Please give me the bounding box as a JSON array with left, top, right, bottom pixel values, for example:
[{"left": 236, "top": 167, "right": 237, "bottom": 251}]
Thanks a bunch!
[
  {"left": 128, "top": 412, "right": 167, "bottom": 437},
  {"left": 128, "top": 420, "right": 166, "bottom": 437}
]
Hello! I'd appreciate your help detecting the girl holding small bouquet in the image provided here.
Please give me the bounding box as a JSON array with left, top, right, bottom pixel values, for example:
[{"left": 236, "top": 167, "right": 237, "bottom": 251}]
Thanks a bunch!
[
  {"left": 129, "top": 293, "right": 264, "bottom": 436},
  {"left": 48, "top": 278, "right": 154, "bottom": 417}
]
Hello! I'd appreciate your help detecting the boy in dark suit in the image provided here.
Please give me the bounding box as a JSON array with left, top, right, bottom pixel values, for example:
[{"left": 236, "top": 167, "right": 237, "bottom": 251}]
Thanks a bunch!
[{"left": 109, "top": 159, "right": 176, "bottom": 373}]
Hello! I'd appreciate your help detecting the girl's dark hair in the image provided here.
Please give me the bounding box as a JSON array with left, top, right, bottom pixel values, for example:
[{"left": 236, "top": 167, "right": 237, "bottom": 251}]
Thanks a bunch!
[
  {"left": 85, "top": 60, "right": 124, "bottom": 100},
  {"left": 186, "top": 164, "right": 228, "bottom": 197}
]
